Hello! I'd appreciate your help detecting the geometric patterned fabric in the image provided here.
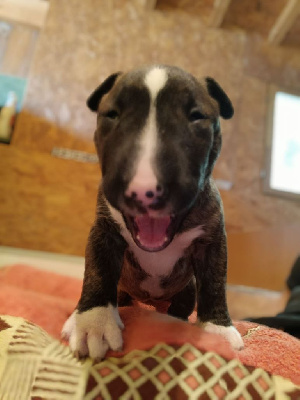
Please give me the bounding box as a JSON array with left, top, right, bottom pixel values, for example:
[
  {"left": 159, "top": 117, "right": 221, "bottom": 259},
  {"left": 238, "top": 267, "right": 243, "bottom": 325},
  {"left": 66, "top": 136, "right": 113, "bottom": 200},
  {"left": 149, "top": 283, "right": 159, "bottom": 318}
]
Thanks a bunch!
[
  {"left": 87, "top": 344, "right": 300, "bottom": 400},
  {"left": 0, "top": 315, "right": 299, "bottom": 400},
  {"left": 0, "top": 315, "right": 90, "bottom": 399}
]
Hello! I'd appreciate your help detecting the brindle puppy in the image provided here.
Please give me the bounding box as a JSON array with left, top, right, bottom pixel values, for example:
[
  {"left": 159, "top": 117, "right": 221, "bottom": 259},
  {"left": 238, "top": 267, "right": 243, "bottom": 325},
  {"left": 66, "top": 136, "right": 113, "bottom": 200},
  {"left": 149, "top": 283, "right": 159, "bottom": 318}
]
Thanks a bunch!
[{"left": 62, "top": 65, "right": 244, "bottom": 359}]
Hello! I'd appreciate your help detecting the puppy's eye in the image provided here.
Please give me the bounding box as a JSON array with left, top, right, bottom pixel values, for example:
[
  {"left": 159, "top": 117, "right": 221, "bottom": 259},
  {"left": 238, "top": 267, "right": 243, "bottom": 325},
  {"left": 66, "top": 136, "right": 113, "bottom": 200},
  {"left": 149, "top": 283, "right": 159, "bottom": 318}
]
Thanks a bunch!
[
  {"left": 105, "top": 110, "right": 119, "bottom": 120},
  {"left": 189, "top": 109, "right": 206, "bottom": 122}
]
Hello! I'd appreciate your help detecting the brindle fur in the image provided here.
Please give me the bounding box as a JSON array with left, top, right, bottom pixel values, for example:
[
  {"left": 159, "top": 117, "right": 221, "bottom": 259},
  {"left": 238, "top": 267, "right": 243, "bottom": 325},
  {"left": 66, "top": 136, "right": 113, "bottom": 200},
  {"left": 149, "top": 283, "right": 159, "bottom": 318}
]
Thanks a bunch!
[
  {"left": 78, "top": 178, "right": 231, "bottom": 326},
  {"left": 77, "top": 65, "right": 233, "bottom": 329}
]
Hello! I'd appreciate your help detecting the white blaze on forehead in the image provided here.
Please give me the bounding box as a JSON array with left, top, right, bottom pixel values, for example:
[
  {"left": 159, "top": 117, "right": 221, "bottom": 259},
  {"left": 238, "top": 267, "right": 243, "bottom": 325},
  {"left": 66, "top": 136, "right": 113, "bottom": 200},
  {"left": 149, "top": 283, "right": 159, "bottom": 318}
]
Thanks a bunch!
[
  {"left": 145, "top": 67, "right": 168, "bottom": 101},
  {"left": 126, "top": 67, "right": 168, "bottom": 198}
]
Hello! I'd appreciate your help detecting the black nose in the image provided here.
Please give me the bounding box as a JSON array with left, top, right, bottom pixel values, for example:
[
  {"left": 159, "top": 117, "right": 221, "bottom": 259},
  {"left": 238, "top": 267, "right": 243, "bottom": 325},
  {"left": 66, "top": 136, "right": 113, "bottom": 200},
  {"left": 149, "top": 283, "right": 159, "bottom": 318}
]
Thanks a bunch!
[
  {"left": 124, "top": 185, "right": 166, "bottom": 212},
  {"left": 148, "top": 196, "right": 166, "bottom": 210},
  {"left": 145, "top": 190, "right": 154, "bottom": 198}
]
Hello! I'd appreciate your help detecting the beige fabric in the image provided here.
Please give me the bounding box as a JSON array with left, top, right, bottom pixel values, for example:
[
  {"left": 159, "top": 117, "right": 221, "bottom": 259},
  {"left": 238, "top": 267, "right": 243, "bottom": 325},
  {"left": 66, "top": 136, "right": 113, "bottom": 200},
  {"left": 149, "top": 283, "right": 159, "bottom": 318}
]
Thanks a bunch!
[
  {"left": 0, "top": 315, "right": 91, "bottom": 399},
  {"left": 0, "top": 315, "right": 299, "bottom": 400}
]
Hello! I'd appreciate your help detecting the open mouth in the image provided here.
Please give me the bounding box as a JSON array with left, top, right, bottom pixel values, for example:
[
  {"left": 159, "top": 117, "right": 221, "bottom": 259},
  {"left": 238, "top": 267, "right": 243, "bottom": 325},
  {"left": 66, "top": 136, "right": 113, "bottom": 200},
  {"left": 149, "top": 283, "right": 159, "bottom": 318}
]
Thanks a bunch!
[{"left": 124, "top": 214, "right": 177, "bottom": 252}]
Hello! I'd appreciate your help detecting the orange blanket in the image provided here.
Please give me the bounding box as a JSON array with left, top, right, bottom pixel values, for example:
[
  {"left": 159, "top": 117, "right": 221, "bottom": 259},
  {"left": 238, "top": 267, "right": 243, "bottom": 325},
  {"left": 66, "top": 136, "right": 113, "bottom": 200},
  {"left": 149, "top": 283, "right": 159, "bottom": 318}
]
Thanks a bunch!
[{"left": 0, "top": 264, "right": 299, "bottom": 385}]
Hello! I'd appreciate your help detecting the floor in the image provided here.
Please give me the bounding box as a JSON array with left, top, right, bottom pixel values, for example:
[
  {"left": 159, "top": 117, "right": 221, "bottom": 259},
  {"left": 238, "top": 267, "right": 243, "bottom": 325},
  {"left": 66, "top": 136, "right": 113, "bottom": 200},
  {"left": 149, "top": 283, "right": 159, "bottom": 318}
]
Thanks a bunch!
[
  {"left": 0, "top": 246, "right": 84, "bottom": 278},
  {"left": 0, "top": 246, "right": 289, "bottom": 321},
  {"left": 227, "top": 284, "right": 288, "bottom": 320}
]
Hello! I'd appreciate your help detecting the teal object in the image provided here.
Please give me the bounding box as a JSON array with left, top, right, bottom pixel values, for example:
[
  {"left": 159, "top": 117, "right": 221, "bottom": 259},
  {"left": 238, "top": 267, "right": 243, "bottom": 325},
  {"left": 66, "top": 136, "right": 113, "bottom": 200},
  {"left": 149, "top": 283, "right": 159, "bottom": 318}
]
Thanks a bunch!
[{"left": 0, "top": 74, "right": 27, "bottom": 112}]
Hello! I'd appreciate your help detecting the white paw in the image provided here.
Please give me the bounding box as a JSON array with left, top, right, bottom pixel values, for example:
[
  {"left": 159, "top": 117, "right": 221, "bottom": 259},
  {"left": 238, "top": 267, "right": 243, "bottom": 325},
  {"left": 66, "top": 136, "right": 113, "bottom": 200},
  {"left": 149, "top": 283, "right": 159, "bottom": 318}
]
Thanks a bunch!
[
  {"left": 201, "top": 322, "right": 244, "bottom": 350},
  {"left": 62, "top": 304, "right": 124, "bottom": 360}
]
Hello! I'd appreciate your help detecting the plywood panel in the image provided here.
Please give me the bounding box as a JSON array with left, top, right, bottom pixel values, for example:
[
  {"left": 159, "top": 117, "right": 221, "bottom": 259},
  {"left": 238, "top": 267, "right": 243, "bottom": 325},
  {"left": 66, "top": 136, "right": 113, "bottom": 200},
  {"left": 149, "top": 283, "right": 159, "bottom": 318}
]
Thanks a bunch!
[
  {"left": 156, "top": 0, "right": 292, "bottom": 39},
  {"left": 223, "top": 0, "right": 287, "bottom": 36},
  {"left": 209, "top": 0, "right": 232, "bottom": 28},
  {"left": 2, "top": 139, "right": 298, "bottom": 289},
  {"left": 244, "top": 37, "right": 300, "bottom": 90},
  {"left": 0, "top": 144, "right": 100, "bottom": 256},
  {"left": 268, "top": 0, "right": 300, "bottom": 45},
  {"left": 24, "top": 0, "right": 246, "bottom": 169},
  {"left": 0, "top": 0, "right": 299, "bottom": 292},
  {"left": 156, "top": 0, "right": 214, "bottom": 23},
  {"left": 227, "top": 225, "right": 300, "bottom": 291},
  {"left": 12, "top": 111, "right": 95, "bottom": 153},
  {"left": 282, "top": 14, "right": 300, "bottom": 47}
]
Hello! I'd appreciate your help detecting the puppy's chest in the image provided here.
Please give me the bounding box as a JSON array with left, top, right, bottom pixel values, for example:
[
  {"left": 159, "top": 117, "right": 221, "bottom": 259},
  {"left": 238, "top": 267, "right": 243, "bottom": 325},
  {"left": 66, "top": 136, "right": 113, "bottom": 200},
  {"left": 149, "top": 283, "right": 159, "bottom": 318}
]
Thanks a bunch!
[
  {"left": 119, "top": 226, "right": 204, "bottom": 299},
  {"left": 122, "top": 248, "right": 191, "bottom": 300}
]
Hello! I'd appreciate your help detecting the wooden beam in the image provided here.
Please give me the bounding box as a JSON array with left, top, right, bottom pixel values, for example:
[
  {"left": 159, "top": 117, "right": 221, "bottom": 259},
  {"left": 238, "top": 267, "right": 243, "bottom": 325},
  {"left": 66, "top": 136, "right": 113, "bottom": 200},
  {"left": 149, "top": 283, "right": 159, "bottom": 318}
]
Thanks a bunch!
[
  {"left": 0, "top": 0, "right": 49, "bottom": 29},
  {"left": 144, "top": 0, "right": 157, "bottom": 10},
  {"left": 268, "top": 0, "right": 300, "bottom": 45},
  {"left": 209, "top": 0, "right": 232, "bottom": 28}
]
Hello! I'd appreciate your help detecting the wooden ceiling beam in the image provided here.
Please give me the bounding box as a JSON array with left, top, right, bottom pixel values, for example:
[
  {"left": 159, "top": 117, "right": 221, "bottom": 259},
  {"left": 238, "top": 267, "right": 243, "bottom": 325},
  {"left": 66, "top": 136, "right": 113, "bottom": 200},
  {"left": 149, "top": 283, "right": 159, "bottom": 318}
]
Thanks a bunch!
[
  {"left": 140, "top": 0, "right": 157, "bottom": 10},
  {"left": 0, "top": 0, "right": 49, "bottom": 29},
  {"left": 209, "top": 0, "right": 232, "bottom": 28},
  {"left": 268, "top": 0, "right": 300, "bottom": 45}
]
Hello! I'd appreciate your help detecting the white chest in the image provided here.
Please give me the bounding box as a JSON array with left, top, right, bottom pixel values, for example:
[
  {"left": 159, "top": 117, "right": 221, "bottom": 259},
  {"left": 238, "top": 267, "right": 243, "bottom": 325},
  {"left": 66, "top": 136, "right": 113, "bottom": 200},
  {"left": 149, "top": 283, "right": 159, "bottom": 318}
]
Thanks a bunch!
[
  {"left": 108, "top": 204, "right": 204, "bottom": 297},
  {"left": 127, "top": 225, "right": 204, "bottom": 277},
  {"left": 129, "top": 227, "right": 203, "bottom": 297}
]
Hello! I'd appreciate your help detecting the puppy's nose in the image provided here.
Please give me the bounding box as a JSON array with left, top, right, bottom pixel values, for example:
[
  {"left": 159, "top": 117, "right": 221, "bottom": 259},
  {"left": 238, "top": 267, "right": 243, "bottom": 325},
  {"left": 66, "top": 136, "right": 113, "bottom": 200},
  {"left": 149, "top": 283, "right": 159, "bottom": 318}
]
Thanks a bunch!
[{"left": 125, "top": 183, "right": 164, "bottom": 210}]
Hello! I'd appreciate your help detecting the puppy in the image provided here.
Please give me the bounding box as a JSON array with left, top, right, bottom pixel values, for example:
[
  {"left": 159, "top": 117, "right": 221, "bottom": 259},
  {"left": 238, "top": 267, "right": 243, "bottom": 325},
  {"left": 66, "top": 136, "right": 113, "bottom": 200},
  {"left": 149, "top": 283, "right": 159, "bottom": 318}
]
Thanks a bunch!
[{"left": 62, "top": 65, "right": 244, "bottom": 359}]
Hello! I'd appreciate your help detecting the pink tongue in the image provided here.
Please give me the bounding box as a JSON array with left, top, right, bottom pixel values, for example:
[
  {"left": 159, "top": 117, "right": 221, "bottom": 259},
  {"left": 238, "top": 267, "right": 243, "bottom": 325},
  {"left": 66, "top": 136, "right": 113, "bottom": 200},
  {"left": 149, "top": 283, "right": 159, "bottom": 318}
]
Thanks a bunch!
[{"left": 135, "top": 215, "right": 171, "bottom": 249}]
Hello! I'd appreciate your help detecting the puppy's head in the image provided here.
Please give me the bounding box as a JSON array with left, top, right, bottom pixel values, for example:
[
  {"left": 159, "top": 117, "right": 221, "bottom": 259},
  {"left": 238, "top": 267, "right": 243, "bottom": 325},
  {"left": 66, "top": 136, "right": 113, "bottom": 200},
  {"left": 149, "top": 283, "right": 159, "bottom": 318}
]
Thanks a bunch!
[{"left": 87, "top": 65, "right": 233, "bottom": 252}]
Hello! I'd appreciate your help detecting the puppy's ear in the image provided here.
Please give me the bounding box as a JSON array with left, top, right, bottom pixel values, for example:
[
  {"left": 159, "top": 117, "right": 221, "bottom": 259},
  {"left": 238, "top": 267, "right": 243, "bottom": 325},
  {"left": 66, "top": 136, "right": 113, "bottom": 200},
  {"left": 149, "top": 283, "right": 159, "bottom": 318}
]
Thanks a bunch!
[
  {"left": 205, "top": 77, "right": 234, "bottom": 119},
  {"left": 87, "top": 72, "right": 122, "bottom": 112}
]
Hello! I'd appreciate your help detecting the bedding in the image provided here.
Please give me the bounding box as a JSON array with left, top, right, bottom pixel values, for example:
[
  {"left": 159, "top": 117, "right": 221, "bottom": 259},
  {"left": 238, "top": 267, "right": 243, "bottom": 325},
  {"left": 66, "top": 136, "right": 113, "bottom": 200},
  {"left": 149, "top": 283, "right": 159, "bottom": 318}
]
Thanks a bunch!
[
  {"left": 0, "top": 315, "right": 299, "bottom": 399},
  {"left": 0, "top": 264, "right": 299, "bottom": 399}
]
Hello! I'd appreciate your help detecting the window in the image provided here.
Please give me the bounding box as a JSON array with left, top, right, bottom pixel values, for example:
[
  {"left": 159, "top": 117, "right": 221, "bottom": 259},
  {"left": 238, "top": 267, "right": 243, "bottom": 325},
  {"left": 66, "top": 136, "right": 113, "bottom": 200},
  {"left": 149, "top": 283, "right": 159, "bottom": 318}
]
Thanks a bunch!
[{"left": 264, "top": 86, "right": 300, "bottom": 200}]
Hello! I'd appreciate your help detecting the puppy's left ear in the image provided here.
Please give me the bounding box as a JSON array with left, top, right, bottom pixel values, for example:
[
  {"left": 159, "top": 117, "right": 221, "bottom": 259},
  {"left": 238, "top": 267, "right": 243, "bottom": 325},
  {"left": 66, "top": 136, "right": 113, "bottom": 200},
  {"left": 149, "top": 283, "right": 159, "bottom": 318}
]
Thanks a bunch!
[{"left": 205, "top": 77, "right": 234, "bottom": 119}]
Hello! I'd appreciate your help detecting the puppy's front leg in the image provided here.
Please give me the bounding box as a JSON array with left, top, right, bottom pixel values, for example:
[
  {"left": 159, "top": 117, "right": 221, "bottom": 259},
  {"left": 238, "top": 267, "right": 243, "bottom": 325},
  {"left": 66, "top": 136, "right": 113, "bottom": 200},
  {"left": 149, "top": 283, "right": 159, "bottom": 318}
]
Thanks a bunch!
[
  {"left": 194, "top": 229, "right": 244, "bottom": 350},
  {"left": 62, "top": 220, "right": 127, "bottom": 360}
]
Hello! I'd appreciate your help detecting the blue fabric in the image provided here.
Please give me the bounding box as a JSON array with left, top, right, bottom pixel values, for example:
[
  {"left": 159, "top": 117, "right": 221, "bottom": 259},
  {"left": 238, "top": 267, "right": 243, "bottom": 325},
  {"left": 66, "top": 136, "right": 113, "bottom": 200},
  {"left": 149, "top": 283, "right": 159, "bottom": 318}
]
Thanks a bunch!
[{"left": 0, "top": 74, "right": 27, "bottom": 111}]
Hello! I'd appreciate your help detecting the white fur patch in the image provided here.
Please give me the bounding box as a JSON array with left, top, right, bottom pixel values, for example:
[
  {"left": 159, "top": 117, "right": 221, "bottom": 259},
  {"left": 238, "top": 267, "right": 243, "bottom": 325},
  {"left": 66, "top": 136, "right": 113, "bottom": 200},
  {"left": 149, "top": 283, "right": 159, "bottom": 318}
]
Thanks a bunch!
[
  {"left": 62, "top": 304, "right": 124, "bottom": 360},
  {"left": 200, "top": 322, "right": 244, "bottom": 350},
  {"left": 126, "top": 67, "right": 168, "bottom": 201},
  {"left": 145, "top": 67, "right": 168, "bottom": 101},
  {"left": 126, "top": 107, "right": 158, "bottom": 201},
  {"left": 108, "top": 202, "right": 204, "bottom": 297},
  {"left": 136, "top": 226, "right": 203, "bottom": 295}
]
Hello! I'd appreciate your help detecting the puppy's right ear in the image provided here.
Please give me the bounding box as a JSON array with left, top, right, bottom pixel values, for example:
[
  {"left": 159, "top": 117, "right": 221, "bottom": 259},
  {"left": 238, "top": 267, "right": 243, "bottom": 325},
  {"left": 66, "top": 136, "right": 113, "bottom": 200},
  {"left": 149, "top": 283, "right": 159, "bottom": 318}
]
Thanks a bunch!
[{"left": 87, "top": 72, "right": 122, "bottom": 112}]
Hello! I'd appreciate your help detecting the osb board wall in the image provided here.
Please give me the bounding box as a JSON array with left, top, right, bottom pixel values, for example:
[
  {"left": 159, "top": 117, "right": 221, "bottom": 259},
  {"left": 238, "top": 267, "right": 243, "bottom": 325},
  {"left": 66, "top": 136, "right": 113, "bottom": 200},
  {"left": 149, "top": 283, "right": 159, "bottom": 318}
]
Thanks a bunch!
[
  {"left": 0, "top": 144, "right": 99, "bottom": 256},
  {"left": 283, "top": 14, "right": 300, "bottom": 47},
  {"left": 227, "top": 225, "right": 300, "bottom": 290},
  {"left": 12, "top": 111, "right": 95, "bottom": 154},
  {"left": 22, "top": 0, "right": 300, "bottom": 226},
  {"left": 156, "top": 0, "right": 288, "bottom": 39},
  {"left": 222, "top": 0, "right": 287, "bottom": 37},
  {"left": 1, "top": 0, "right": 300, "bottom": 286},
  {"left": 156, "top": 0, "right": 215, "bottom": 24},
  {"left": 24, "top": 0, "right": 246, "bottom": 177}
]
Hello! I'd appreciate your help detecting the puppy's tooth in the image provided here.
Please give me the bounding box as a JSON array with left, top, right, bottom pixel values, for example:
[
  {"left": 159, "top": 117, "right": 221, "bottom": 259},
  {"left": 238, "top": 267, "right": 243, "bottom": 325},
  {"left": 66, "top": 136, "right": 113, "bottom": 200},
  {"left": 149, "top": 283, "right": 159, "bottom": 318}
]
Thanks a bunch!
[
  {"left": 164, "top": 236, "right": 168, "bottom": 242},
  {"left": 137, "top": 234, "right": 140, "bottom": 240}
]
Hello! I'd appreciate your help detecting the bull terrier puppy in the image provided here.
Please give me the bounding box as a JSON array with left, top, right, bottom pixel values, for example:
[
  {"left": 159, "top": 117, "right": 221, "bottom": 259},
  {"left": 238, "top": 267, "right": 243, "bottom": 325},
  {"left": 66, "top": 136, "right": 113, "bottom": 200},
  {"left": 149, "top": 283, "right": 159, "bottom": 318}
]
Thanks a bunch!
[{"left": 62, "top": 65, "right": 244, "bottom": 359}]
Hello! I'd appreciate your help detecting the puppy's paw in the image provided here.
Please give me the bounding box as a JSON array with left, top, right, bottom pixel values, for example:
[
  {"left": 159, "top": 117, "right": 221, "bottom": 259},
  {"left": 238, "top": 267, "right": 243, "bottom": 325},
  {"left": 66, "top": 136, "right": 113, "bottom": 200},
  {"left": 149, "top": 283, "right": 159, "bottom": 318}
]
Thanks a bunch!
[
  {"left": 61, "top": 304, "right": 124, "bottom": 360},
  {"left": 201, "top": 322, "right": 244, "bottom": 350}
]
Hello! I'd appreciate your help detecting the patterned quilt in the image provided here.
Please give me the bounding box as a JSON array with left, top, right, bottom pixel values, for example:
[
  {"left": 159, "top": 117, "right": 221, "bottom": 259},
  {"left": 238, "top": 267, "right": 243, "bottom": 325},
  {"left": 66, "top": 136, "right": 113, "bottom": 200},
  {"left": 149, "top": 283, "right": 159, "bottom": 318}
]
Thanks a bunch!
[{"left": 0, "top": 315, "right": 299, "bottom": 399}]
